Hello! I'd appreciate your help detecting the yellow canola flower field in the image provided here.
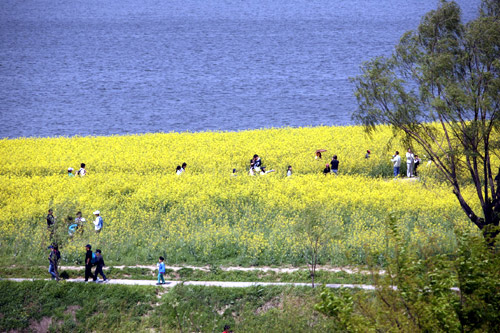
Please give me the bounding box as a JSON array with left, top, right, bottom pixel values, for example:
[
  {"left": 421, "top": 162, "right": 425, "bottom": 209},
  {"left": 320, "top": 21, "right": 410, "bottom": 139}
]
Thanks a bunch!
[{"left": 0, "top": 126, "right": 482, "bottom": 266}]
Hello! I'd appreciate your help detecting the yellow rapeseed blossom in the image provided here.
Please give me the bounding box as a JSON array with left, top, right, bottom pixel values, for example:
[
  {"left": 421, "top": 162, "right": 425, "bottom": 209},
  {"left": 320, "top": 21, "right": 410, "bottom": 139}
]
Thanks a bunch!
[{"left": 0, "top": 126, "right": 489, "bottom": 265}]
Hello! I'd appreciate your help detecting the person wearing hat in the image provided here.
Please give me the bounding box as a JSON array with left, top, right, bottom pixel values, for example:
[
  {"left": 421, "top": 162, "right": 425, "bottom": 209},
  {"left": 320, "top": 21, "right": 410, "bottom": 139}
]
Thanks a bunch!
[
  {"left": 68, "top": 167, "right": 75, "bottom": 177},
  {"left": 84, "top": 244, "right": 95, "bottom": 282},
  {"left": 48, "top": 244, "right": 60, "bottom": 281},
  {"left": 93, "top": 211, "right": 103, "bottom": 233}
]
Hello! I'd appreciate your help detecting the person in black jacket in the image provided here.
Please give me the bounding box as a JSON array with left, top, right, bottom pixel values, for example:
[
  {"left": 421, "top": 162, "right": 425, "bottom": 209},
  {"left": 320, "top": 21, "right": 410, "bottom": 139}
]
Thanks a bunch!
[
  {"left": 93, "top": 249, "right": 108, "bottom": 282},
  {"left": 330, "top": 155, "right": 339, "bottom": 175},
  {"left": 46, "top": 209, "right": 55, "bottom": 229},
  {"left": 84, "top": 244, "right": 95, "bottom": 282},
  {"left": 323, "top": 164, "right": 331, "bottom": 175}
]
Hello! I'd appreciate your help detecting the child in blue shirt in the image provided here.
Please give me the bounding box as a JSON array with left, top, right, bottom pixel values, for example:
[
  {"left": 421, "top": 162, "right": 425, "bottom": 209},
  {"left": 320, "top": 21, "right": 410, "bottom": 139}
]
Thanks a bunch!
[{"left": 156, "top": 256, "right": 165, "bottom": 285}]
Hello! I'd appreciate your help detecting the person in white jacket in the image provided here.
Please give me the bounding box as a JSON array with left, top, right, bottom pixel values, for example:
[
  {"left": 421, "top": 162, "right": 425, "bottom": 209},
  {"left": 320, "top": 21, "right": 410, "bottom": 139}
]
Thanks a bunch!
[
  {"left": 93, "top": 210, "right": 103, "bottom": 233},
  {"left": 391, "top": 151, "right": 401, "bottom": 177},
  {"left": 406, "top": 148, "right": 414, "bottom": 178}
]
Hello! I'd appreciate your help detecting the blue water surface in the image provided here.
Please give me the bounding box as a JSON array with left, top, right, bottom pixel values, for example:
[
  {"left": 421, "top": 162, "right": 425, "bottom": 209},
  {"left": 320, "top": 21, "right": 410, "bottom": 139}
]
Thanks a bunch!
[{"left": 0, "top": 0, "right": 480, "bottom": 138}]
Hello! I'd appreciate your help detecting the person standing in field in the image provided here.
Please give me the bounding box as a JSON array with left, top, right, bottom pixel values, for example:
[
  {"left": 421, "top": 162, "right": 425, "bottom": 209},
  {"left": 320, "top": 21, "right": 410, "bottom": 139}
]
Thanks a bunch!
[
  {"left": 330, "top": 155, "right": 339, "bottom": 175},
  {"left": 93, "top": 211, "right": 103, "bottom": 233},
  {"left": 84, "top": 244, "right": 95, "bottom": 282},
  {"left": 391, "top": 151, "right": 401, "bottom": 178},
  {"left": 48, "top": 244, "right": 60, "bottom": 281},
  {"left": 75, "top": 211, "right": 86, "bottom": 234},
  {"left": 365, "top": 150, "right": 371, "bottom": 159},
  {"left": 406, "top": 148, "right": 414, "bottom": 178},
  {"left": 46, "top": 209, "right": 55, "bottom": 230},
  {"left": 68, "top": 167, "right": 75, "bottom": 177},
  {"left": 287, "top": 165, "right": 292, "bottom": 177},
  {"left": 93, "top": 249, "right": 108, "bottom": 283},
  {"left": 414, "top": 154, "right": 422, "bottom": 177},
  {"left": 76, "top": 163, "right": 87, "bottom": 177},
  {"left": 180, "top": 162, "right": 187, "bottom": 173},
  {"left": 176, "top": 166, "right": 182, "bottom": 175},
  {"left": 156, "top": 256, "right": 166, "bottom": 285}
]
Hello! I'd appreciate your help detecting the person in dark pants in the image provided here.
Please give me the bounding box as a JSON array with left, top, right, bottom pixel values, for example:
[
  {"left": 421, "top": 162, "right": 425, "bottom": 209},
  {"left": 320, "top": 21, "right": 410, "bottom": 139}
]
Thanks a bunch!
[
  {"left": 84, "top": 244, "right": 95, "bottom": 282},
  {"left": 93, "top": 249, "right": 108, "bottom": 282},
  {"left": 48, "top": 245, "right": 60, "bottom": 281}
]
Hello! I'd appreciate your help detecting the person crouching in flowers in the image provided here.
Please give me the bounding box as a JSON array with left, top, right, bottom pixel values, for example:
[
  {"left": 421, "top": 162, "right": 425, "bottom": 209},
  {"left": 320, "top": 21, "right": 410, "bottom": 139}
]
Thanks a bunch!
[{"left": 157, "top": 256, "right": 166, "bottom": 285}]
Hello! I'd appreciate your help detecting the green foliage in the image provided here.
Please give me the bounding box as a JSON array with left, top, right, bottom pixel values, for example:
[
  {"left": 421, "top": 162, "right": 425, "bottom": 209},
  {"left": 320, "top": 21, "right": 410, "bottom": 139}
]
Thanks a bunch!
[
  {"left": 352, "top": 0, "right": 500, "bottom": 237},
  {"left": 0, "top": 282, "right": 341, "bottom": 332},
  {"left": 0, "top": 281, "right": 155, "bottom": 332},
  {"left": 316, "top": 216, "right": 500, "bottom": 332}
]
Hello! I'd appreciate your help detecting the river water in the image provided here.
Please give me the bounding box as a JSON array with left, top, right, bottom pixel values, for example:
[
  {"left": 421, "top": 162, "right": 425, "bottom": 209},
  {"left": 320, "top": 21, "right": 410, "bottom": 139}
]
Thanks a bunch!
[{"left": 0, "top": 0, "right": 479, "bottom": 138}]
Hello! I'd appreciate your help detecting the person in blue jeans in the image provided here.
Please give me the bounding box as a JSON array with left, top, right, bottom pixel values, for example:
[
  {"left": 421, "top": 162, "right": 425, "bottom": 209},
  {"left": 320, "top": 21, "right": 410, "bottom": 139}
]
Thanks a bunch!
[
  {"left": 156, "top": 256, "right": 165, "bottom": 285},
  {"left": 48, "top": 245, "right": 60, "bottom": 281},
  {"left": 391, "top": 151, "right": 401, "bottom": 177}
]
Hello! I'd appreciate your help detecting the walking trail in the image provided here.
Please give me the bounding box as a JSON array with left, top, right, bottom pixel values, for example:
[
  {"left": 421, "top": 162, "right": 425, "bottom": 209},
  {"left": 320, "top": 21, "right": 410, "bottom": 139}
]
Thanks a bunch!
[
  {"left": 4, "top": 278, "right": 378, "bottom": 290},
  {"left": 52, "top": 264, "right": 385, "bottom": 275}
]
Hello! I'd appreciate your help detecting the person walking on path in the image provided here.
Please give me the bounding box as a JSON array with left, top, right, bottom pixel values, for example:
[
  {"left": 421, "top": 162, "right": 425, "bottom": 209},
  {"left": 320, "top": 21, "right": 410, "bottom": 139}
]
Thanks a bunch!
[
  {"left": 68, "top": 167, "right": 75, "bottom": 177},
  {"left": 48, "top": 245, "right": 60, "bottom": 281},
  {"left": 406, "top": 148, "right": 414, "bottom": 178},
  {"left": 76, "top": 163, "right": 87, "bottom": 177},
  {"left": 391, "top": 151, "right": 401, "bottom": 178},
  {"left": 84, "top": 244, "right": 95, "bottom": 282},
  {"left": 93, "top": 211, "right": 103, "bottom": 233},
  {"left": 330, "top": 155, "right": 339, "bottom": 175},
  {"left": 156, "top": 256, "right": 166, "bottom": 285},
  {"left": 93, "top": 249, "right": 108, "bottom": 283}
]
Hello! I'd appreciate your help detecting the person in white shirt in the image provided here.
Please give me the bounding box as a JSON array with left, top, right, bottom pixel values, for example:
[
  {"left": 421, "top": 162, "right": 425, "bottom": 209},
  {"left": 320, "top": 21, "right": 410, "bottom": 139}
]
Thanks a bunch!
[
  {"left": 176, "top": 166, "right": 182, "bottom": 175},
  {"left": 286, "top": 165, "right": 292, "bottom": 177},
  {"left": 93, "top": 210, "right": 103, "bottom": 233},
  {"left": 77, "top": 163, "right": 87, "bottom": 177},
  {"left": 391, "top": 151, "right": 401, "bottom": 178},
  {"left": 406, "top": 148, "right": 414, "bottom": 178}
]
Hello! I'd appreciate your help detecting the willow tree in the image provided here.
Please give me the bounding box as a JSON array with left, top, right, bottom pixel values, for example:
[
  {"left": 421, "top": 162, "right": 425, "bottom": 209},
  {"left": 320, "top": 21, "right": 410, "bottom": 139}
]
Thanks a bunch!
[{"left": 352, "top": 0, "right": 500, "bottom": 242}]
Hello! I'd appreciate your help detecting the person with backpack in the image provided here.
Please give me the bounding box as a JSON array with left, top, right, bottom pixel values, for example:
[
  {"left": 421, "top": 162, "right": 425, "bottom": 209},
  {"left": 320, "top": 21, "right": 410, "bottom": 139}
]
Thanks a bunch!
[
  {"left": 93, "top": 211, "right": 103, "bottom": 233},
  {"left": 84, "top": 244, "right": 95, "bottom": 282},
  {"left": 93, "top": 249, "right": 108, "bottom": 283},
  {"left": 48, "top": 244, "right": 60, "bottom": 281}
]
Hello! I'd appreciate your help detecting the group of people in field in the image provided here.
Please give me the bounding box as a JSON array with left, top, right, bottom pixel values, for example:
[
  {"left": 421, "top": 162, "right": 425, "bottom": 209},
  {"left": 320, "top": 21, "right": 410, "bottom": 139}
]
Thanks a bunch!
[
  {"left": 67, "top": 163, "right": 87, "bottom": 177},
  {"left": 390, "top": 148, "right": 423, "bottom": 178},
  {"left": 46, "top": 208, "right": 103, "bottom": 236}
]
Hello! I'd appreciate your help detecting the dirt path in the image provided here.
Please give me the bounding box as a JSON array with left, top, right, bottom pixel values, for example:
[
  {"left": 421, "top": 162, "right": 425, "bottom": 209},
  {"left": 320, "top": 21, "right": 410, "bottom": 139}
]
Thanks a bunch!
[
  {"left": 45, "top": 265, "right": 385, "bottom": 275},
  {"left": 3, "top": 277, "right": 378, "bottom": 290}
]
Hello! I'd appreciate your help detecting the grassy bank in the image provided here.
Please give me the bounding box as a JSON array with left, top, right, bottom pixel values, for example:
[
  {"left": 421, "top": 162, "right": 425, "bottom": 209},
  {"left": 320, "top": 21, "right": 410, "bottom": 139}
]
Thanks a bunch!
[
  {"left": 0, "top": 126, "right": 483, "bottom": 267},
  {"left": 0, "top": 280, "right": 341, "bottom": 332}
]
